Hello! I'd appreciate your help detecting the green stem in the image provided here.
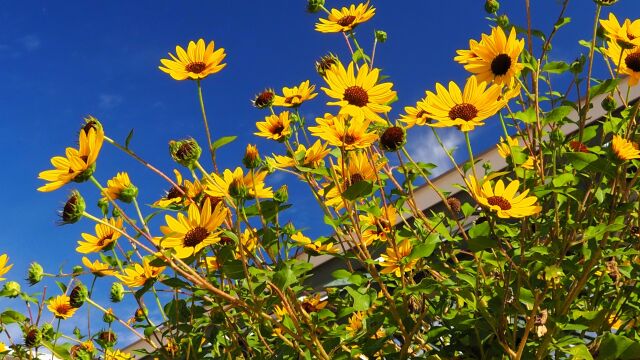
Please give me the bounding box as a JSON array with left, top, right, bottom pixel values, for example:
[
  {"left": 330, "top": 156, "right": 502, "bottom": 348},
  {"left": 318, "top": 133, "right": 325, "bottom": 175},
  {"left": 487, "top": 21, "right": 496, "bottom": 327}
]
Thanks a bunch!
[
  {"left": 196, "top": 79, "right": 217, "bottom": 171},
  {"left": 151, "top": 286, "right": 168, "bottom": 321},
  {"left": 465, "top": 132, "right": 478, "bottom": 181}
]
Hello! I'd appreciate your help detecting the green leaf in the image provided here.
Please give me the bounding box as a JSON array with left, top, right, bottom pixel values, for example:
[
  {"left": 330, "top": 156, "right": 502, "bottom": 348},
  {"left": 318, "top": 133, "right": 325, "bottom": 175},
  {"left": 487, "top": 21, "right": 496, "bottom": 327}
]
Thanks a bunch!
[
  {"left": 222, "top": 260, "right": 245, "bottom": 280},
  {"left": 409, "top": 234, "right": 439, "bottom": 260},
  {"left": 0, "top": 310, "right": 26, "bottom": 324},
  {"left": 125, "top": 128, "right": 134, "bottom": 149},
  {"left": 161, "top": 277, "right": 190, "bottom": 289},
  {"left": 332, "top": 269, "right": 352, "bottom": 280},
  {"left": 56, "top": 281, "right": 67, "bottom": 293},
  {"left": 345, "top": 287, "right": 370, "bottom": 311},
  {"left": 511, "top": 107, "right": 537, "bottom": 124},
  {"left": 598, "top": 333, "right": 640, "bottom": 360},
  {"left": 564, "top": 344, "right": 593, "bottom": 360},
  {"left": 565, "top": 152, "right": 598, "bottom": 171},
  {"left": 553, "top": 17, "right": 571, "bottom": 31},
  {"left": 273, "top": 265, "right": 296, "bottom": 290},
  {"left": 211, "top": 135, "right": 237, "bottom": 151},
  {"left": 342, "top": 181, "right": 373, "bottom": 201},
  {"left": 544, "top": 105, "right": 572, "bottom": 125},
  {"left": 542, "top": 61, "right": 570, "bottom": 74},
  {"left": 589, "top": 79, "right": 620, "bottom": 98}
]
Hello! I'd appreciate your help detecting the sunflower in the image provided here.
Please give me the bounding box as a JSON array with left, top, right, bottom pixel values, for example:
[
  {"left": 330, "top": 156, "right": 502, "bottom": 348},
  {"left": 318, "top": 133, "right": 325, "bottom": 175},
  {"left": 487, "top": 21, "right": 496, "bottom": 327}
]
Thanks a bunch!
[
  {"left": 154, "top": 170, "right": 202, "bottom": 208},
  {"left": 309, "top": 113, "right": 378, "bottom": 150},
  {"left": 322, "top": 61, "right": 396, "bottom": 124},
  {"left": 466, "top": 176, "right": 541, "bottom": 218},
  {"left": 102, "top": 172, "right": 138, "bottom": 203},
  {"left": 82, "top": 257, "right": 116, "bottom": 277},
  {"left": 255, "top": 111, "right": 292, "bottom": 141},
  {"left": 611, "top": 135, "right": 640, "bottom": 160},
  {"left": 273, "top": 80, "right": 318, "bottom": 107},
  {"left": 159, "top": 39, "right": 227, "bottom": 81},
  {"left": 496, "top": 135, "right": 520, "bottom": 159},
  {"left": 323, "top": 151, "right": 383, "bottom": 209},
  {"left": 160, "top": 199, "right": 227, "bottom": 259},
  {"left": 205, "top": 167, "right": 273, "bottom": 200},
  {"left": 359, "top": 206, "right": 397, "bottom": 246},
  {"left": 0, "top": 254, "right": 13, "bottom": 281},
  {"left": 77, "top": 217, "right": 124, "bottom": 254},
  {"left": 38, "top": 127, "right": 104, "bottom": 192},
  {"left": 203, "top": 256, "right": 221, "bottom": 271},
  {"left": 104, "top": 349, "right": 133, "bottom": 360},
  {"left": 422, "top": 76, "right": 505, "bottom": 132},
  {"left": 604, "top": 40, "right": 640, "bottom": 86},
  {"left": 379, "top": 240, "right": 417, "bottom": 277},
  {"left": 300, "top": 294, "right": 328, "bottom": 313},
  {"left": 291, "top": 232, "right": 339, "bottom": 255},
  {"left": 600, "top": 13, "right": 640, "bottom": 48},
  {"left": 315, "top": 2, "right": 375, "bottom": 33},
  {"left": 48, "top": 295, "right": 77, "bottom": 320},
  {"left": 346, "top": 311, "right": 364, "bottom": 336},
  {"left": 116, "top": 258, "right": 165, "bottom": 288},
  {"left": 458, "top": 27, "right": 525, "bottom": 85},
  {"left": 454, "top": 39, "right": 482, "bottom": 64},
  {"left": 234, "top": 228, "right": 258, "bottom": 260},
  {"left": 269, "top": 140, "right": 330, "bottom": 169},
  {"left": 399, "top": 100, "right": 432, "bottom": 128}
]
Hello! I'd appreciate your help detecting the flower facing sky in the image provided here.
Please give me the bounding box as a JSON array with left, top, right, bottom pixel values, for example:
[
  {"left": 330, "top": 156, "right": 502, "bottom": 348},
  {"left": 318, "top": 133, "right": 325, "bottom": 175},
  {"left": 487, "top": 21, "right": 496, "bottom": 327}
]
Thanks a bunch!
[
  {"left": 255, "top": 111, "right": 292, "bottom": 142},
  {"left": 116, "top": 258, "right": 165, "bottom": 288},
  {"left": 48, "top": 295, "right": 77, "bottom": 320},
  {"left": 159, "top": 39, "right": 227, "bottom": 80},
  {"left": 205, "top": 167, "right": 274, "bottom": 200},
  {"left": 309, "top": 113, "right": 378, "bottom": 150},
  {"left": 77, "top": 217, "right": 124, "bottom": 254},
  {"left": 315, "top": 2, "right": 375, "bottom": 33},
  {"left": 273, "top": 80, "right": 318, "bottom": 107}
]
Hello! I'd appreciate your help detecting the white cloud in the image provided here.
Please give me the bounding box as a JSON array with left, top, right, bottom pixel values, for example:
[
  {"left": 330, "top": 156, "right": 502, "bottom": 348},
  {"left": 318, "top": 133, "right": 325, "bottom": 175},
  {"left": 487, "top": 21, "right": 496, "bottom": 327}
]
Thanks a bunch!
[
  {"left": 407, "top": 128, "right": 463, "bottom": 176},
  {"left": 20, "top": 35, "right": 40, "bottom": 51},
  {"left": 99, "top": 94, "right": 124, "bottom": 109}
]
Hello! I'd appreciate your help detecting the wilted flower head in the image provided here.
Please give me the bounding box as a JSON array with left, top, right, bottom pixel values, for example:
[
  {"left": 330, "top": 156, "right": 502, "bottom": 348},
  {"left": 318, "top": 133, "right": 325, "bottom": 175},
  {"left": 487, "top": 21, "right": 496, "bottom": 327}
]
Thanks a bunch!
[
  {"left": 252, "top": 89, "right": 276, "bottom": 109},
  {"left": 170, "top": 138, "right": 202, "bottom": 170},
  {"left": 379, "top": 126, "right": 406, "bottom": 152},
  {"left": 315, "top": 53, "right": 339, "bottom": 77}
]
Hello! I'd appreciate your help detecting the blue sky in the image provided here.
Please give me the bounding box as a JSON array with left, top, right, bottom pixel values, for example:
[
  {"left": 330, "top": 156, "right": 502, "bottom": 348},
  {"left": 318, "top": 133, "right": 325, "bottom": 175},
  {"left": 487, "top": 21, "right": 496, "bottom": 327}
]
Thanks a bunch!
[{"left": 0, "top": 0, "right": 637, "bottom": 345}]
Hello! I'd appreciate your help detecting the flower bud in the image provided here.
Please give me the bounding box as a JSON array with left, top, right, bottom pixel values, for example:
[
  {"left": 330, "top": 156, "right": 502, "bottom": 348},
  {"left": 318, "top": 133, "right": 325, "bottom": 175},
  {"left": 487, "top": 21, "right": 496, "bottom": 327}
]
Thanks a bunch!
[
  {"left": 306, "top": 0, "right": 325, "bottom": 13},
  {"left": 27, "top": 262, "right": 44, "bottom": 286},
  {"left": 496, "top": 14, "right": 510, "bottom": 29},
  {"left": 110, "top": 282, "right": 125, "bottom": 303},
  {"left": 602, "top": 94, "right": 617, "bottom": 112},
  {"left": 228, "top": 179, "right": 248, "bottom": 199},
  {"left": 73, "top": 163, "right": 96, "bottom": 184},
  {"left": 69, "top": 284, "right": 88, "bottom": 308},
  {"left": 315, "top": 53, "right": 339, "bottom": 77},
  {"left": 243, "top": 144, "right": 261, "bottom": 169},
  {"left": 72, "top": 266, "right": 84, "bottom": 276},
  {"left": 169, "top": 138, "right": 202, "bottom": 170},
  {"left": 41, "top": 323, "right": 54, "bottom": 342},
  {"left": 283, "top": 222, "right": 296, "bottom": 236},
  {"left": 118, "top": 186, "right": 139, "bottom": 204},
  {"left": 97, "top": 197, "right": 109, "bottom": 217},
  {"left": 3, "top": 281, "right": 20, "bottom": 298},
  {"left": 375, "top": 30, "right": 388, "bottom": 43},
  {"left": 274, "top": 185, "right": 289, "bottom": 203},
  {"left": 484, "top": 0, "right": 500, "bottom": 14},
  {"left": 379, "top": 126, "right": 406, "bottom": 152},
  {"left": 134, "top": 307, "right": 149, "bottom": 322},
  {"left": 252, "top": 89, "right": 275, "bottom": 109},
  {"left": 24, "top": 327, "right": 41, "bottom": 348},
  {"left": 60, "top": 190, "right": 85, "bottom": 225},
  {"left": 97, "top": 330, "right": 117, "bottom": 348},
  {"left": 103, "top": 308, "right": 115, "bottom": 324},
  {"left": 594, "top": 0, "right": 618, "bottom": 5}
]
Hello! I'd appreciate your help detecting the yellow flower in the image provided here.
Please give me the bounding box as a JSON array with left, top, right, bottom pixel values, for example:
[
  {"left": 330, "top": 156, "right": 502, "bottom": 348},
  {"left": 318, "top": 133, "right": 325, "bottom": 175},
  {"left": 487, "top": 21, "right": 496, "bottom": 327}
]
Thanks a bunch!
[
  {"left": 612, "top": 135, "right": 640, "bottom": 160},
  {"left": 458, "top": 27, "right": 525, "bottom": 85},
  {"left": 422, "top": 76, "right": 506, "bottom": 132},
  {"left": 269, "top": 140, "right": 330, "bottom": 169},
  {"left": 104, "top": 349, "right": 133, "bottom": 360},
  {"left": 359, "top": 206, "right": 397, "bottom": 246},
  {"left": 273, "top": 80, "right": 318, "bottom": 107},
  {"left": 346, "top": 311, "right": 365, "bottom": 336},
  {"left": 204, "top": 256, "right": 221, "bottom": 271},
  {"left": 274, "top": 305, "right": 288, "bottom": 320},
  {"left": 291, "top": 232, "right": 339, "bottom": 255},
  {"left": 255, "top": 111, "right": 292, "bottom": 141},
  {"left": 322, "top": 151, "right": 383, "bottom": 209},
  {"left": 604, "top": 40, "right": 640, "bottom": 86},
  {"left": 322, "top": 61, "right": 396, "bottom": 124},
  {"left": 77, "top": 217, "right": 124, "bottom": 254},
  {"left": 309, "top": 113, "right": 378, "bottom": 150},
  {"left": 116, "top": 258, "right": 165, "bottom": 288},
  {"left": 466, "top": 176, "right": 542, "bottom": 218},
  {"left": 300, "top": 294, "right": 328, "bottom": 313},
  {"left": 399, "top": 100, "right": 432, "bottom": 128},
  {"left": 600, "top": 13, "right": 640, "bottom": 49},
  {"left": 0, "top": 254, "right": 13, "bottom": 281},
  {"left": 315, "top": 2, "right": 375, "bottom": 33},
  {"left": 82, "top": 257, "right": 116, "bottom": 277},
  {"left": 521, "top": 156, "right": 536, "bottom": 170},
  {"left": 454, "top": 39, "right": 482, "bottom": 64},
  {"left": 102, "top": 172, "right": 138, "bottom": 203},
  {"left": 235, "top": 228, "right": 258, "bottom": 260},
  {"left": 205, "top": 167, "right": 274, "bottom": 200},
  {"left": 159, "top": 39, "right": 227, "bottom": 81},
  {"left": 160, "top": 199, "right": 228, "bottom": 259},
  {"left": 38, "top": 127, "right": 104, "bottom": 192},
  {"left": 48, "top": 295, "right": 77, "bottom": 320},
  {"left": 496, "top": 135, "right": 520, "bottom": 159},
  {"left": 0, "top": 342, "right": 6, "bottom": 353},
  {"left": 379, "top": 240, "right": 417, "bottom": 277},
  {"left": 154, "top": 170, "right": 202, "bottom": 208}
]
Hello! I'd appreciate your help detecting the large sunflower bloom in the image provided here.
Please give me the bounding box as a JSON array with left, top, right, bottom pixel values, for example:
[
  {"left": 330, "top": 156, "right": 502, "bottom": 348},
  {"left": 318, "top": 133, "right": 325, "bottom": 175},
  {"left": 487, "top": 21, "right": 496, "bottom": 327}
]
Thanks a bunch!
[
  {"left": 273, "top": 80, "right": 318, "bottom": 107},
  {"left": 159, "top": 39, "right": 227, "bottom": 81},
  {"left": 422, "top": 76, "right": 505, "bottom": 132},
  {"left": 379, "top": 240, "right": 417, "bottom": 277},
  {"left": 466, "top": 176, "right": 541, "bottom": 218},
  {"left": 160, "top": 198, "right": 227, "bottom": 259},
  {"left": 309, "top": 113, "right": 378, "bottom": 150},
  {"left": 600, "top": 13, "right": 640, "bottom": 49},
  {"left": 255, "top": 111, "right": 292, "bottom": 142},
  {"left": 322, "top": 61, "right": 396, "bottom": 124},
  {"left": 315, "top": 2, "right": 375, "bottom": 33},
  {"left": 48, "top": 295, "right": 77, "bottom": 320},
  {"left": 458, "top": 27, "right": 525, "bottom": 85},
  {"left": 116, "top": 258, "right": 165, "bottom": 288},
  {"left": 205, "top": 167, "right": 273, "bottom": 200},
  {"left": 38, "top": 127, "right": 104, "bottom": 192},
  {"left": 76, "top": 217, "right": 124, "bottom": 254},
  {"left": 611, "top": 135, "right": 640, "bottom": 160},
  {"left": 0, "top": 254, "right": 13, "bottom": 281},
  {"left": 604, "top": 40, "right": 640, "bottom": 86}
]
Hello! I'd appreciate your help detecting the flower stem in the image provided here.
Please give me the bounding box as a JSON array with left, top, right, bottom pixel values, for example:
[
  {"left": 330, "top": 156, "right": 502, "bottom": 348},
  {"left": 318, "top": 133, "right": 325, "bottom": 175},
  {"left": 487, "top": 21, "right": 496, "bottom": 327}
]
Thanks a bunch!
[
  {"left": 196, "top": 79, "right": 218, "bottom": 172},
  {"left": 465, "top": 132, "right": 478, "bottom": 181}
]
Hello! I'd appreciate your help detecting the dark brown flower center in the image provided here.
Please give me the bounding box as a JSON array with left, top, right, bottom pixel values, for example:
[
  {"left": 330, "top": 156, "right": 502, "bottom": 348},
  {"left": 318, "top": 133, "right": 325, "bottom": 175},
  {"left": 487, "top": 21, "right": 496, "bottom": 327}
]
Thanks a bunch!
[
  {"left": 448, "top": 103, "right": 479, "bottom": 121},
  {"left": 337, "top": 15, "right": 356, "bottom": 27},
  {"left": 183, "top": 226, "right": 210, "bottom": 247},
  {"left": 487, "top": 196, "right": 512, "bottom": 210},
  {"left": 343, "top": 86, "right": 369, "bottom": 107},
  {"left": 415, "top": 110, "right": 428, "bottom": 119},
  {"left": 491, "top": 53, "right": 512, "bottom": 76},
  {"left": 342, "top": 133, "right": 357, "bottom": 145},
  {"left": 97, "top": 234, "right": 114, "bottom": 247},
  {"left": 185, "top": 62, "right": 207, "bottom": 74},
  {"left": 166, "top": 186, "right": 184, "bottom": 200},
  {"left": 625, "top": 53, "right": 640, "bottom": 72},
  {"left": 285, "top": 95, "right": 303, "bottom": 104},
  {"left": 62, "top": 195, "right": 79, "bottom": 222},
  {"left": 271, "top": 124, "right": 285, "bottom": 136},
  {"left": 253, "top": 91, "right": 275, "bottom": 108},
  {"left": 348, "top": 173, "right": 365, "bottom": 186}
]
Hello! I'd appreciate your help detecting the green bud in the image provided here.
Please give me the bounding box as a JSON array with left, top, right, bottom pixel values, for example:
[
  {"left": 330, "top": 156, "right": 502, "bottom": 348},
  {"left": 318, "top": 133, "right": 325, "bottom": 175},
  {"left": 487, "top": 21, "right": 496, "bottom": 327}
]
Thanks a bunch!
[
  {"left": 484, "top": 0, "right": 500, "bottom": 14},
  {"left": 375, "top": 30, "right": 388, "bottom": 43},
  {"left": 73, "top": 327, "right": 82, "bottom": 339},
  {"left": 111, "top": 207, "right": 122, "bottom": 218},
  {"left": 72, "top": 265, "right": 84, "bottom": 276},
  {"left": 274, "top": 185, "right": 289, "bottom": 203},
  {"left": 306, "top": 0, "right": 325, "bottom": 13},
  {"left": 103, "top": 309, "right": 115, "bottom": 324},
  {"left": 169, "top": 138, "right": 202, "bottom": 170},
  {"left": 496, "top": 14, "right": 510, "bottom": 29},
  {"left": 602, "top": 94, "right": 617, "bottom": 112},
  {"left": 24, "top": 327, "right": 41, "bottom": 348},
  {"left": 118, "top": 184, "right": 139, "bottom": 203},
  {"left": 379, "top": 126, "right": 406, "bottom": 152},
  {"left": 97, "top": 197, "right": 109, "bottom": 217},
  {"left": 283, "top": 222, "right": 296, "bottom": 236},
  {"left": 69, "top": 284, "right": 88, "bottom": 308},
  {"left": 594, "top": 0, "right": 618, "bottom": 6},
  {"left": 27, "top": 262, "right": 44, "bottom": 286},
  {"left": 228, "top": 179, "right": 248, "bottom": 199},
  {"left": 570, "top": 54, "right": 586, "bottom": 75},
  {"left": 134, "top": 307, "right": 149, "bottom": 322},
  {"left": 243, "top": 144, "right": 261, "bottom": 169},
  {"left": 60, "top": 190, "right": 85, "bottom": 225},
  {"left": 41, "top": 323, "right": 54, "bottom": 342},
  {"left": 110, "top": 282, "right": 125, "bottom": 303},
  {"left": 3, "top": 281, "right": 21, "bottom": 298}
]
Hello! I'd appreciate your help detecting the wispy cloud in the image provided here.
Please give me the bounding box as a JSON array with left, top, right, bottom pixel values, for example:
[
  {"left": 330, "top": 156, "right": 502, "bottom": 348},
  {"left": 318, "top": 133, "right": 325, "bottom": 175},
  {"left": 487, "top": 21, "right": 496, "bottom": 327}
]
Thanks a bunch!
[
  {"left": 407, "top": 128, "right": 463, "bottom": 176},
  {"left": 20, "top": 35, "right": 41, "bottom": 51},
  {"left": 99, "top": 94, "right": 124, "bottom": 109}
]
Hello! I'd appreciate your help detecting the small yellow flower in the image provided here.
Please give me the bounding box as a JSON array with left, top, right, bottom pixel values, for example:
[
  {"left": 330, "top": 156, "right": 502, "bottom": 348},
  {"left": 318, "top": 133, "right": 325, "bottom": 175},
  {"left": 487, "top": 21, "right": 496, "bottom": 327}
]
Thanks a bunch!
[
  {"left": 600, "top": 13, "right": 640, "bottom": 49},
  {"left": 309, "top": 113, "right": 378, "bottom": 150},
  {"left": 521, "top": 156, "right": 536, "bottom": 170},
  {"left": 204, "top": 256, "right": 221, "bottom": 271},
  {"left": 116, "top": 258, "right": 165, "bottom": 288},
  {"left": 102, "top": 172, "right": 138, "bottom": 203},
  {"left": 159, "top": 39, "right": 227, "bottom": 81},
  {"left": 205, "top": 167, "right": 273, "bottom": 200},
  {"left": 48, "top": 295, "right": 77, "bottom": 320},
  {"left": 235, "top": 228, "right": 258, "bottom": 260},
  {"left": 496, "top": 135, "right": 520, "bottom": 159},
  {"left": 359, "top": 206, "right": 397, "bottom": 246},
  {"left": 82, "top": 257, "right": 116, "bottom": 277},
  {"left": 346, "top": 311, "right": 365, "bottom": 336},
  {"left": 300, "top": 294, "right": 328, "bottom": 313},
  {"left": 104, "top": 349, "right": 133, "bottom": 360},
  {"left": 315, "top": 2, "right": 375, "bottom": 33},
  {"left": 269, "top": 140, "right": 330, "bottom": 169},
  {"left": 291, "top": 232, "right": 339, "bottom": 255},
  {"left": 0, "top": 254, "right": 13, "bottom": 281},
  {"left": 255, "top": 111, "right": 292, "bottom": 141},
  {"left": 399, "top": 100, "right": 432, "bottom": 128},
  {"left": 379, "top": 240, "right": 417, "bottom": 277},
  {"left": 77, "top": 217, "right": 124, "bottom": 254},
  {"left": 612, "top": 135, "right": 640, "bottom": 160},
  {"left": 273, "top": 80, "right": 318, "bottom": 107},
  {"left": 466, "top": 176, "right": 542, "bottom": 218}
]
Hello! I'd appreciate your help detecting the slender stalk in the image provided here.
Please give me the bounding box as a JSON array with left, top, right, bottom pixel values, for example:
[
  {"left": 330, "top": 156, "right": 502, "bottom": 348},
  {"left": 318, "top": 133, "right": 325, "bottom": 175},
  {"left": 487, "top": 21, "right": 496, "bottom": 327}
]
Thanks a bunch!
[{"left": 196, "top": 79, "right": 217, "bottom": 171}]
